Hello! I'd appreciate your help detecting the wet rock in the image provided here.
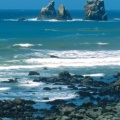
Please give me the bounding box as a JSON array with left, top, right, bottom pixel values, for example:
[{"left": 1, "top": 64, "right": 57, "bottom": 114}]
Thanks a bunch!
[
  {"left": 81, "top": 101, "right": 94, "bottom": 108},
  {"left": 1, "top": 78, "right": 18, "bottom": 83},
  {"left": 112, "top": 79, "right": 120, "bottom": 86},
  {"left": 28, "top": 71, "right": 40, "bottom": 76},
  {"left": 77, "top": 91, "right": 92, "bottom": 98},
  {"left": 80, "top": 76, "right": 94, "bottom": 85},
  {"left": 58, "top": 116, "right": 70, "bottom": 120},
  {"left": 50, "top": 55, "right": 59, "bottom": 58},
  {"left": 68, "top": 85, "right": 78, "bottom": 90},
  {"left": 0, "top": 98, "right": 36, "bottom": 119},
  {"left": 43, "top": 97, "right": 49, "bottom": 100},
  {"left": 113, "top": 72, "right": 120, "bottom": 78},
  {"left": 84, "top": 0, "right": 108, "bottom": 21},
  {"left": 47, "top": 99, "right": 66, "bottom": 105},
  {"left": 86, "top": 107, "right": 102, "bottom": 118},
  {"left": 33, "top": 77, "right": 48, "bottom": 82},
  {"left": 57, "top": 71, "right": 71, "bottom": 79},
  {"left": 18, "top": 17, "right": 26, "bottom": 21},
  {"left": 43, "top": 87, "right": 52, "bottom": 91},
  {"left": 72, "top": 74, "right": 84, "bottom": 79},
  {"left": 80, "top": 76, "right": 107, "bottom": 87},
  {"left": 37, "top": 1, "right": 56, "bottom": 20},
  {"left": 56, "top": 5, "right": 72, "bottom": 20}
]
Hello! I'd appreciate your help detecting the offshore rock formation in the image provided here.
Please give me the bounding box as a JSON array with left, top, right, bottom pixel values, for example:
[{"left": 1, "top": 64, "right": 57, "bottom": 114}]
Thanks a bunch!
[
  {"left": 56, "top": 5, "right": 72, "bottom": 20},
  {"left": 37, "top": 1, "right": 56, "bottom": 20},
  {"left": 84, "top": 0, "right": 108, "bottom": 21}
]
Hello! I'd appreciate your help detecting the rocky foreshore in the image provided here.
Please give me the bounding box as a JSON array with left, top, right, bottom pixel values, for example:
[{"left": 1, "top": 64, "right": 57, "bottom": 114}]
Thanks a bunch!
[{"left": 1, "top": 71, "right": 120, "bottom": 119}]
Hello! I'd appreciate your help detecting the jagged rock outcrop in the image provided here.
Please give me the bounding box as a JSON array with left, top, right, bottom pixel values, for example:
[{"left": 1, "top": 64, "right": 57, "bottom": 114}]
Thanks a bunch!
[
  {"left": 84, "top": 0, "right": 108, "bottom": 21},
  {"left": 56, "top": 5, "right": 72, "bottom": 20},
  {"left": 37, "top": 1, "right": 56, "bottom": 20}
]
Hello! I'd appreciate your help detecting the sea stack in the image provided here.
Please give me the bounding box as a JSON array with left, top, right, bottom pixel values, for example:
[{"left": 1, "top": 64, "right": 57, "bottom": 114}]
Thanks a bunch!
[
  {"left": 37, "top": 1, "right": 56, "bottom": 20},
  {"left": 84, "top": 0, "right": 108, "bottom": 21},
  {"left": 56, "top": 5, "right": 72, "bottom": 20}
]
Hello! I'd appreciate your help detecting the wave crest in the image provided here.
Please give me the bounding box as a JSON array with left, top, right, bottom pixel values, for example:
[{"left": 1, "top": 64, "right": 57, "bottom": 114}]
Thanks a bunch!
[{"left": 13, "top": 43, "right": 34, "bottom": 48}]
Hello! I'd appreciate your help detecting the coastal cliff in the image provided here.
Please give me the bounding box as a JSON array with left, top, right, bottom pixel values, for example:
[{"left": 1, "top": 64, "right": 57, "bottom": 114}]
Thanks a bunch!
[{"left": 84, "top": 0, "right": 108, "bottom": 21}]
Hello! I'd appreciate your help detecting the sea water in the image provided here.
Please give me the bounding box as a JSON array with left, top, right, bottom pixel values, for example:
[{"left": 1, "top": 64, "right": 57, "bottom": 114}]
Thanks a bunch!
[{"left": 0, "top": 9, "right": 120, "bottom": 102}]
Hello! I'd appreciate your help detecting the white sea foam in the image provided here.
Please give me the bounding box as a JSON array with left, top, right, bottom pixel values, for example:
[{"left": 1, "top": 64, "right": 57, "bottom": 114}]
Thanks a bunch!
[
  {"left": 19, "top": 81, "right": 43, "bottom": 87},
  {"left": 1, "top": 50, "right": 120, "bottom": 70},
  {"left": 84, "top": 73, "right": 105, "bottom": 77},
  {"left": 68, "top": 19, "right": 83, "bottom": 22},
  {"left": 41, "top": 94, "right": 77, "bottom": 102},
  {"left": 3, "top": 19, "right": 18, "bottom": 21},
  {"left": 13, "top": 43, "right": 34, "bottom": 48},
  {"left": 38, "top": 44, "right": 43, "bottom": 46},
  {"left": 47, "top": 50, "right": 119, "bottom": 59},
  {"left": 0, "top": 87, "right": 10, "bottom": 91},
  {"left": 1, "top": 57, "right": 120, "bottom": 70},
  {"left": 28, "top": 17, "right": 37, "bottom": 21},
  {"left": 24, "top": 57, "right": 120, "bottom": 67},
  {"left": 44, "top": 28, "right": 58, "bottom": 32},
  {"left": 96, "top": 42, "right": 109, "bottom": 45},
  {"left": 41, "top": 19, "right": 83, "bottom": 22},
  {"left": 113, "top": 18, "right": 120, "bottom": 21},
  {"left": 0, "top": 39, "right": 7, "bottom": 41},
  {"left": 45, "top": 19, "right": 59, "bottom": 22}
]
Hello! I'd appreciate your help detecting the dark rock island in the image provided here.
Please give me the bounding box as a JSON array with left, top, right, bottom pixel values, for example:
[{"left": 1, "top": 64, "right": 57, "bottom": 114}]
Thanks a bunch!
[
  {"left": 37, "top": 1, "right": 56, "bottom": 20},
  {"left": 37, "top": 1, "right": 72, "bottom": 20},
  {"left": 84, "top": 0, "right": 108, "bottom": 21},
  {"left": 56, "top": 5, "right": 72, "bottom": 20}
]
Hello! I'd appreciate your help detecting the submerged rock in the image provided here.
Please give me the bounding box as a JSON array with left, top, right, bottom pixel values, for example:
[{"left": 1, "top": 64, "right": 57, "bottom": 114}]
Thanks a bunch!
[
  {"left": 50, "top": 55, "right": 59, "bottom": 58},
  {"left": 37, "top": 1, "right": 56, "bottom": 20},
  {"left": 56, "top": 5, "right": 72, "bottom": 20},
  {"left": 84, "top": 0, "right": 108, "bottom": 21},
  {"left": 28, "top": 71, "right": 40, "bottom": 76},
  {"left": 1, "top": 78, "right": 18, "bottom": 83},
  {"left": 18, "top": 17, "right": 26, "bottom": 21}
]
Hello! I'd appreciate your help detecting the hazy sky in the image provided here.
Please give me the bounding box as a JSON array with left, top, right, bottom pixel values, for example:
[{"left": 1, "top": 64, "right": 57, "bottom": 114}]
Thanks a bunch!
[{"left": 0, "top": 0, "right": 119, "bottom": 10}]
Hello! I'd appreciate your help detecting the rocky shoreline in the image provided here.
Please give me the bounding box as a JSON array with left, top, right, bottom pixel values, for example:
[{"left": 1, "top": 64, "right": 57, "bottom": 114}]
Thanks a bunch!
[{"left": 0, "top": 71, "right": 120, "bottom": 119}]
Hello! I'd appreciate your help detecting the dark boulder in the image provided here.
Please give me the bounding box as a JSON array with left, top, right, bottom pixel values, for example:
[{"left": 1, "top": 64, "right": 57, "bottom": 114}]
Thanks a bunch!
[
  {"left": 50, "top": 55, "right": 59, "bottom": 58},
  {"left": 56, "top": 5, "right": 72, "bottom": 20},
  {"left": 33, "top": 77, "right": 48, "bottom": 82},
  {"left": 37, "top": 1, "right": 56, "bottom": 20},
  {"left": 84, "top": 0, "right": 108, "bottom": 21},
  {"left": 57, "top": 71, "right": 71, "bottom": 79},
  {"left": 1, "top": 78, "right": 18, "bottom": 83},
  {"left": 47, "top": 99, "right": 66, "bottom": 105},
  {"left": 43, "top": 87, "right": 52, "bottom": 91},
  {"left": 28, "top": 71, "right": 40, "bottom": 76},
  {"left": 80, "top": 76, "right": 94, "bottom": 85},
  {"left": 18, "top": 17, "right": 26, "bottom": 21}
]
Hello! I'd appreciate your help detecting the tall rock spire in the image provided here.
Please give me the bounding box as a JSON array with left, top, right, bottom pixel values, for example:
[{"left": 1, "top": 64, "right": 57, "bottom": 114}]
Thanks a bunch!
[
  {"left": 37, "top": 1, "right": 56, "bottom": 20},
  {"left": 56, "top": 5, "right": 72, "bottom": 20},
  {"left": 84, "top": 0, "right": 108, "bottom": 21}
]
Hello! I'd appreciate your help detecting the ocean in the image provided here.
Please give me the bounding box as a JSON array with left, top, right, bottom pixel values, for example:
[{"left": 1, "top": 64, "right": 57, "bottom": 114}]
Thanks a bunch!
[{"left": 0, "top": 9, "right": 120, "bottom": 103}]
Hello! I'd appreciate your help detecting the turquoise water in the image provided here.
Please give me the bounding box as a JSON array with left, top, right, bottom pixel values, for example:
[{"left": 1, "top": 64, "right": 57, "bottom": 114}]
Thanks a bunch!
[
  {"left": 0, "top": 10, "right": 120, "bottom": 79},
  {"left": 0, "top": 9, "right": 120, "bottom": 102}
]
